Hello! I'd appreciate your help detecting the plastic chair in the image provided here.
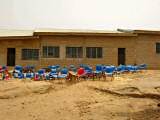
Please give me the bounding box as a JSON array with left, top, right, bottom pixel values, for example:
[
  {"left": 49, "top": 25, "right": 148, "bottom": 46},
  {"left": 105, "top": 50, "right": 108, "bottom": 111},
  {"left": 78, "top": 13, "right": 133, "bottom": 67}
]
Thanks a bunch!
[
  {"left": 77, "top": 67, "right": 88, "bottom": 80},
  {"left": 138, "top": 64, "right": 147, "bottom": 70},
  {"left": 116, "top": 65, "right": 127, "bottom": 74},
  {"left": 58, "top": 68, "right": 68, "bottom": 79},
  {"left": 105, "top": 66, "right": 115, "bottom": 76},
  {"left": 84, "top": 66, "right": 95, "bottom": 79},
  {"left": 126, "top": 65, "right": 139, "bottom": 73},
  {"left": 38, "top": 69, "right": 45, "bottom": 80},
  {"left": 49, "top": 69, "right": 58, "bottom": 79},
  {"left": 94, "top": 64, "right": 103, "bottom": 74}
]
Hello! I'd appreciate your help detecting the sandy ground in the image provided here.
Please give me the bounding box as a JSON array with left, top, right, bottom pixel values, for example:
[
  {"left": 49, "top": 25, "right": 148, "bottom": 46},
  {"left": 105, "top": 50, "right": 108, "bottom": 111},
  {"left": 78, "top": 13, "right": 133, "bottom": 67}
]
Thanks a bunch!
[{"left": 0, "top": 70, "right": 160, "bottom": 120}]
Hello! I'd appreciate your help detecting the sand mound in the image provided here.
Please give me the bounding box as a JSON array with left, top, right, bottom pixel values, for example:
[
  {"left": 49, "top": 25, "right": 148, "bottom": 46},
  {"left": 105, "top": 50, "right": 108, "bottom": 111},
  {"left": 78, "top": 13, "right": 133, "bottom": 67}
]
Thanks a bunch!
[
  {"left": 155, "top": 86, "right": 160, "bottom": 93},
  {"left": 0, "top": 81, "right": 52, "bottom": 99},
  {"left": 117, "top": 86, "right": 142, "bottom": 94},
  {"left": 91, "top": 86, "right": 160, "bottom": 100}
]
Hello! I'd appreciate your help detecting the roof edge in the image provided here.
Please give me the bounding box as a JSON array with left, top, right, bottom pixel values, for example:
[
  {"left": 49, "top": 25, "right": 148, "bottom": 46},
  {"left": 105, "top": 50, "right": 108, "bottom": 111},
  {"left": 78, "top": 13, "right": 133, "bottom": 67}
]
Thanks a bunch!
[{"left": 133, "top": 30, "right": 160, "bottom": 34}]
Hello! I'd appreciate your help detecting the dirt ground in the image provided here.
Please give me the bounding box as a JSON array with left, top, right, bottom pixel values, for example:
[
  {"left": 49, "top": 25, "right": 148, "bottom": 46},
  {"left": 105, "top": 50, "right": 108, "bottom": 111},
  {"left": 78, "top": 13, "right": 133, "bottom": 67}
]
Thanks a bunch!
[{"left": 0, "top": 70, "right": 160, "bottom": 120}]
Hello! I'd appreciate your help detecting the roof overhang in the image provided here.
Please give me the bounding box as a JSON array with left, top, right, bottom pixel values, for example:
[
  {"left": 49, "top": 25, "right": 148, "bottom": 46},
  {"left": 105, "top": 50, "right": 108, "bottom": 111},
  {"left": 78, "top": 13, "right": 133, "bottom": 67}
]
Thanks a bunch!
[
  {"left": 133, "top": 30, "right": 160, "bottom": 35},
  {"left": 34, "top": 32, "right": 137, "bottom": 36},
  {"left": 0, "top": 36, "right": 39, "bottom": 40},
  {"left": 117, "top": 28, "right": 160, "bottom": 35}
]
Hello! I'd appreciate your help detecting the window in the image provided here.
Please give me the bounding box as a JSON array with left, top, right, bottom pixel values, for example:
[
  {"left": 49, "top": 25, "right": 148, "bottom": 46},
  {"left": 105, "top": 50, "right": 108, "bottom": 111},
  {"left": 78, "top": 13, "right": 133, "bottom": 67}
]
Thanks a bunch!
[
  {"left": 22, "top": 49, "right": 39, "bottom": 60},
  {"left": 43, "top": 46, "right": 59, "bottom": 58},
  {"left": 156, "top": 43, "right": 160, "bottom": 54},
  {"left": 66, "top": 47, "right": 83, "bottom": 58},
  {"left": 86, "top": 47, "right": 102, "bottom": 58}
]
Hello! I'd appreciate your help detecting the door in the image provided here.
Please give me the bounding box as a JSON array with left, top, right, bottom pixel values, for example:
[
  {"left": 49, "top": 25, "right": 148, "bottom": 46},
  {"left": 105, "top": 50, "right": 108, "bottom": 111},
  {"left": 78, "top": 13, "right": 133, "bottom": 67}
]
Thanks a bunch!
[
  {"left": 7, "top": 48, "right": 15, "bottom": 66},
  {"left": 118, "top": 48, "right": 126, "bottom": 65}
]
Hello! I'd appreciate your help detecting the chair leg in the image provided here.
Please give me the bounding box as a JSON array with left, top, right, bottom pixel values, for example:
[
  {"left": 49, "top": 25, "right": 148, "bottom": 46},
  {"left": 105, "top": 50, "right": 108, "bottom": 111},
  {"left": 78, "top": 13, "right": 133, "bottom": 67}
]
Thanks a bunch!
[{"left": 111, "top": 76, "right": 114, "bottom": 81}]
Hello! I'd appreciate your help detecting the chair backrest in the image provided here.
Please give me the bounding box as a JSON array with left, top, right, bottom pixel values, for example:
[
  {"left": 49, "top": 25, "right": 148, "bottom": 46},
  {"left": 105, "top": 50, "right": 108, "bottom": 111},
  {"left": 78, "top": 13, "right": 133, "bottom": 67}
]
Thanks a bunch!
[
  {"left": 79, "top": 64, "right": 85, "bottom": 68},
  {"left": 69, "top": 65, "right": 77, "bottom": 72},
  {"left": 50, "top": 69, "right": 57, "bottom": 75},
  {"left": 55, "top": 65, "right": 60, "bottom": 69},
  {"left": 105, "top": 66, "right": 115, "bottom": 73},
  {"left": 48, "top": 66, "right": 57, "bottom": 71},
  {"left": 2, "top": 66, "right": 7, "bottom": 71},
  {"left": 96, "top": 64, "right": 102, "bottom": 71},
  {"left": 15, "top": 65, "right": 23, "bottom": 73},
  {"left": 38, "top": 69, "right": 45, "bottom": 75},
  {"left": 84, "top": 66, "right": 92, "bottom": 73},
  {"left": 126, "top": 65, "right": 133, "bottom": 71},
  {"left": 61, "top": 68, "right": 68, "bottom": 74},
  {"left": 117, "top": 65, "right": 126, "bottom": 71},
  {"left": 138, "top": 64, "right": 147, "bottom": 69},
  {"left": 69, "top": 65, "right": 75, "bottom": 68}
]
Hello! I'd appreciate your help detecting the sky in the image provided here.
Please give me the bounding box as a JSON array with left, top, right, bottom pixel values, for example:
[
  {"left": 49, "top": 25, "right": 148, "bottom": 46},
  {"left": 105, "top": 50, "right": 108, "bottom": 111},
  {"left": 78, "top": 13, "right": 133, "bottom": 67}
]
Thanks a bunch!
[{"left": 0, "top": 0, "right": 160, "bottom": 30}]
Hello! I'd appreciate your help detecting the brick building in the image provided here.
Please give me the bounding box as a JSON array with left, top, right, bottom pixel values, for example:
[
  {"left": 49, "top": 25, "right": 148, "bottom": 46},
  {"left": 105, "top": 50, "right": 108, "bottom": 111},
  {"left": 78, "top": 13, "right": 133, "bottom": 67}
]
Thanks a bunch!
[{"left": 0, "top": 28, "right": 160, "bottom": 69}]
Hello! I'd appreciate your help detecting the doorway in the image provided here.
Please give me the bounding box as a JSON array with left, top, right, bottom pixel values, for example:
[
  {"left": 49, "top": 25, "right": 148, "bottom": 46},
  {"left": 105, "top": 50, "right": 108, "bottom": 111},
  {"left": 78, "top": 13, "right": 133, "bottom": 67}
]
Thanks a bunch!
[
  {"left": 118, "top": 48, "right": 126, "bottom": 65},
  {"left": 7, "top": 48, "right": 15, "bottom": 66}
]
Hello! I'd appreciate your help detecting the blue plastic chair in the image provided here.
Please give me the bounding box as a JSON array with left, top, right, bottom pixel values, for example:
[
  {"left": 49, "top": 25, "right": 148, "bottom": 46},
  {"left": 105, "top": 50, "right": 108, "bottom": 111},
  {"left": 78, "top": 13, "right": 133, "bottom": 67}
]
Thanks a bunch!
[
  {"left": 26, "top": 72, "right": 35, "bottom": 79},
  {"left": 104, "top": 66, "right": 115, "bottom": 76},
  {"left": 14, "top": 65, "right": 23, "bottom": 78},
  {"left": 94, "top": 64, "right": 103, "bottom": 74},
  {"left": 126, "top": 65, "right": 135, "bottom": 72},
  {"left": 116, "top": 65, "right": 127, "bottom": 74},
  {"left": 48, "top": 66, "right": 57, "bottom": 71},
  {"left": 2, "top": 65, "right": 7, "bottom": 71},
  {"left": 15, "top": 65, "right": 23, "bottom": 73},
  {"left": 18, "top": 72, "right": 24, "bottom": 79},
  {"left": 49, "top": 69, "right": 58, "bottom": 79},
  {"left": 58, "top": 68, "right": 68, "bottom": 79},
  {"left": 37, "top": 69, "right": 46, "bottom": 80},
  {"left": 55, "top": 65, "right": 60, "bottom": 69},
  {"left": 138, "top": 64, "right": 147, "bottom": 70},
  {"left": 84, "top": 66, "right": 93, "bottom": 74},
  {"left": 38, "top": 69, "right": 45, "bottom": 75},
  {"left": 69, "top": 65, "right": 77, "bottom": 72}
]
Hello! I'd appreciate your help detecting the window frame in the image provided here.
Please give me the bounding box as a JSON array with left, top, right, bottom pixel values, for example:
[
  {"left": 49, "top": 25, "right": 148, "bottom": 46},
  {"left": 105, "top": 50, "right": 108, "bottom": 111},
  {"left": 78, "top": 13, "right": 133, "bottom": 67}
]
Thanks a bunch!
[
  {"left": 43, "top": 46, "right": 59, "bottom": 58},
  {"left": 86, "top": 47, "right": 103, "bottom": 58},
  {"left": 21, "top": 49, "right": 39, "bottom": 60},
  {"left": 66, "top": 47, "right": 83, "bottom": 58}
]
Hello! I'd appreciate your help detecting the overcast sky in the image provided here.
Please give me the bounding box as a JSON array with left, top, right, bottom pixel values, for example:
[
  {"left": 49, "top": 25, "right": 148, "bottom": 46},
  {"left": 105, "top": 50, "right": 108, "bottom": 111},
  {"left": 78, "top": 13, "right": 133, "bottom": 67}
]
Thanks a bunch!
[{"left": 0, "top": 0, "right": 160, "bottom": 30}]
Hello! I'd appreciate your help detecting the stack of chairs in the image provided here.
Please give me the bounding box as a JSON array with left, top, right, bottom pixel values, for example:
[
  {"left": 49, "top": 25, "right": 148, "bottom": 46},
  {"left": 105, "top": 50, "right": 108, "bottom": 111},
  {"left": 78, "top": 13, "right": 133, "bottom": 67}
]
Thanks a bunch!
[
  {"left": 116, "top": 65, "right": 127, "bottom": 74},
  {"left": 5, "top": 63, "right": 148, "bottom": 81},
  {"left": 23, "top": 65, "right": 35, "bottom": 79},
  {"left": 138, "top": 64, "right": 147, "bottom": 70},
  {"left": 84, "top": 65, "right": 94, "bottom": 79},
  {"left": 13, "top": 65, "right": 23, "bottom": 79},
  {"left": 93, "top": 64, "right": 103, "bottom": 80},
  {"left": 125, "top": 65, "right": 138, "bottom": 73},
  {"left": 69, "top": 65, "right": 77, "bottom": 73},
  {"left": 48, "top": 65, "right": 58, "bottom": 80},
  {"left": 36, "top": 69, "right": 45, "bottom": 80},
  {"left": 57, "top": 67, "right": 68, "bottom": 79},
  {"left": 0, "top": 65, "right": 9, "bottom": 80}
]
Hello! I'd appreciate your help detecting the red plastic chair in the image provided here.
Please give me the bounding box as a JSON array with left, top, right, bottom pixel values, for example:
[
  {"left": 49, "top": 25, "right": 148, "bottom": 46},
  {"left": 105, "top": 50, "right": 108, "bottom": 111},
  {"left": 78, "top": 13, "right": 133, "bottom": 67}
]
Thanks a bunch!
[
  {"left": 77, "top": 68, "right": 87, "bottom": 80},
  {"left": 0, "top": 66, "right": 2, "bottom": 73}
]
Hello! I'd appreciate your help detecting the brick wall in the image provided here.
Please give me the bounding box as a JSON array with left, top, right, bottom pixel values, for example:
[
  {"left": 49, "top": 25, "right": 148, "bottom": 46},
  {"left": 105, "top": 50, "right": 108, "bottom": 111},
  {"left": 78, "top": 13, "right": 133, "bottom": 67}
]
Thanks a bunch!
[{"left": 0, "top": 34, "right": 160, "bottom": 69}]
